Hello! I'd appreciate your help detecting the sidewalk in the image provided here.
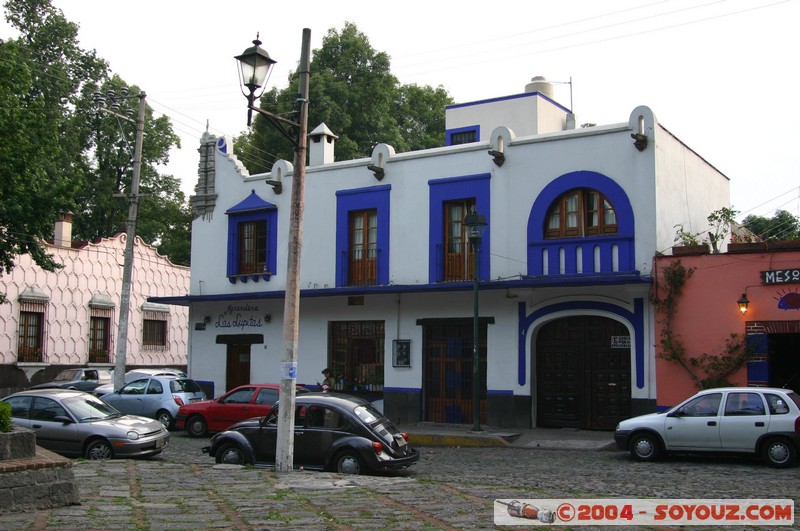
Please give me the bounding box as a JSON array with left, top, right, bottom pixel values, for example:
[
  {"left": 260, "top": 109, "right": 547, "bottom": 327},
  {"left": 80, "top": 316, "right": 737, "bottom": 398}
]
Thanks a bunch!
[{"left": 399, "top": 422, "right": 617, "bottom": 450}]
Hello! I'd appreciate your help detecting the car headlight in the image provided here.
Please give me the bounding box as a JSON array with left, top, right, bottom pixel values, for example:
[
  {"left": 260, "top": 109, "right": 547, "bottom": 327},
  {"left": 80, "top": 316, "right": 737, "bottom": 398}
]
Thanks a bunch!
[{"left": 127, "top": 431, "right": 140, "bottom": 440}]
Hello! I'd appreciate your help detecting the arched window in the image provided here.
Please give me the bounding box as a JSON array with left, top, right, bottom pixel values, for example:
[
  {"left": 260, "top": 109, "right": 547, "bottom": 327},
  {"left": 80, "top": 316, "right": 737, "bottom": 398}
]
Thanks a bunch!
[{"left": 545, "top": 189, "right": 617, "bottom": 238}]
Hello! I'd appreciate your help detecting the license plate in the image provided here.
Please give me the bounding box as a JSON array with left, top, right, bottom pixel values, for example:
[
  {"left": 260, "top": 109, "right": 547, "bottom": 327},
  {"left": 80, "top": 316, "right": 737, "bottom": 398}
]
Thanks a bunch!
[{"left": 395, "top": 435, "right": 407, "bottom": 447}]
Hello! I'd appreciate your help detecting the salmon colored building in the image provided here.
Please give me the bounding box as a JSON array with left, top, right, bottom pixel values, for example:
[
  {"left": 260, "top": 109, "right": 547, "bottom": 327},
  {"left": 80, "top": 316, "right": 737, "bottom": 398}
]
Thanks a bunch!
[{"left": 653, "top": 245, "right": 800, "bottom": 409}]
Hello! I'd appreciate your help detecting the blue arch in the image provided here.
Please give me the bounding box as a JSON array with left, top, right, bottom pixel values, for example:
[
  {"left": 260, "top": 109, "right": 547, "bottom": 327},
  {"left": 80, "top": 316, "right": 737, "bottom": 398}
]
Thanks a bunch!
[
  {"left": 527, "top": 171, "right": 636, "bottom": 275},
  {"left": 517, "top": 299, "right": 645, "bottom": 389}
]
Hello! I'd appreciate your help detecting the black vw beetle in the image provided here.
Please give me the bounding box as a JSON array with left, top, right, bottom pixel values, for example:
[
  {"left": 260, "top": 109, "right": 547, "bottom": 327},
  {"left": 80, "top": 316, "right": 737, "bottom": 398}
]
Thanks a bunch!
[{"left": 203, "top": 393, "right": 419, "bottom": 475}]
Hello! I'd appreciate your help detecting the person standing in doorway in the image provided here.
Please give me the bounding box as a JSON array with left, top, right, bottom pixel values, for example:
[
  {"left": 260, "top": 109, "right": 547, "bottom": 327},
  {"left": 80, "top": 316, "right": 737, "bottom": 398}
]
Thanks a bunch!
[{"left": 318, "top": 368, "right": 336, "bottom": 392}]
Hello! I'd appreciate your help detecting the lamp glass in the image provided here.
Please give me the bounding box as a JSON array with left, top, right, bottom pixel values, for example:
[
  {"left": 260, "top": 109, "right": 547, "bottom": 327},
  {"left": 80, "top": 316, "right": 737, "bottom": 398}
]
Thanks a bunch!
[
  {"left": 737, "top": 294, "right": 749, "bottom": 314},
  {"left": 235, "top": 40, "right": 277, "bottom": 91}
]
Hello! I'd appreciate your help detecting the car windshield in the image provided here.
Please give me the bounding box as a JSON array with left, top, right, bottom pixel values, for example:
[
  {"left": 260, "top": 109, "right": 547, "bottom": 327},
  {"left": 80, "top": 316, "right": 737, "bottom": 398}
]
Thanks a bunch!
[
  {"left": 52, "top": 369, "right": 81, "bottom": 382},
  {"left": 170, "top": 379, "right": 202, "bottom": 393},
  {"left": 62, "top": 395, "right": 121, "bottom": 421}
]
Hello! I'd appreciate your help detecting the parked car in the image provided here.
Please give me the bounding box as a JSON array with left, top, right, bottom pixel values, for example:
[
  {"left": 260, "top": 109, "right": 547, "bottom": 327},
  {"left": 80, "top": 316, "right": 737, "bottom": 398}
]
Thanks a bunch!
[
  {"left": 93, "top": 367, "right": 188, "bottom": 397},
  {"left": 614, "top": 387, "right": 800, "bottom": 468},
  {"left": 203, "top": 393, "right": 419, "bottom": 475},
  {"left": 176, "top": 383, "right": 310, "bottom": 437},
  {"left": 1, "top": 389, "right": 169, "bottom": 459},
  {"left": 101, "top": 376, "right": 205, "bottom": 429},
  {"left": 31, "top": 368, "right": 113, "bottom": 393}
]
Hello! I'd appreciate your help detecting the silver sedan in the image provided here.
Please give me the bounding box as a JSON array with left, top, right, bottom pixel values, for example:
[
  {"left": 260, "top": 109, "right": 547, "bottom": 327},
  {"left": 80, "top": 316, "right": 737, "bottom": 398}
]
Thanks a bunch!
[{"left": 2, "top": 389, "right": 169, "bottom": 459}]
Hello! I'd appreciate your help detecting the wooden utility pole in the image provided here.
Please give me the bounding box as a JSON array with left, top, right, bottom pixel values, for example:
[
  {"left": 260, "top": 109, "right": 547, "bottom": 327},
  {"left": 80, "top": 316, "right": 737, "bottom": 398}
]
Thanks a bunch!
[
  {"left": 112, "top": 92, "right": 146, "bottom": 391},
  {"left": 274, "top": 29, "right": 311, "bottom": 473}
]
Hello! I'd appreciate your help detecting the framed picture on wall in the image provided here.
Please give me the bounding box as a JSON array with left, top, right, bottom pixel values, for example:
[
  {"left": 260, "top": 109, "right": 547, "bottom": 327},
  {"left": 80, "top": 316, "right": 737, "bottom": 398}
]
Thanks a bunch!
[{"left": 392, "top": 339, "right": 411, "bottom": 368}]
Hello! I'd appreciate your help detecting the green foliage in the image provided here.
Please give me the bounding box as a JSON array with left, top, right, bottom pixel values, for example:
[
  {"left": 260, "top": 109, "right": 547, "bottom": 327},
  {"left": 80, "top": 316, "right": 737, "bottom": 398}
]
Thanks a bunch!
[
  {"left": 1, "top": 0, "right": 189, "bottom": 273},
  {"left": 236, "top": 22, "right": 454, "bottom": 173},
  {"left": 0, "top": 401, "right": 12, "bottom": 433},
  {"left": 654, "top": 260, "right": 749, "bottom": 389},
  {"left": 742, "top": 209, "right": 800, "bottom": 241},
  {"left": 673, "top": 224, "right": 702, "bottom": 246},
  {"left": 706, "top": 206, "right": 738, "bottom": 253}
]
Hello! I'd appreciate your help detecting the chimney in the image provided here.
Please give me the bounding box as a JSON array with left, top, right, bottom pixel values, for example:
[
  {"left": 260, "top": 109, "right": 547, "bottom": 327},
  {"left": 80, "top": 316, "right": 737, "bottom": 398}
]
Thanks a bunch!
[
  {"left": 54, "top": 212, "right": 73, "bottom": 247},
  {"left": 308, "top": 123, "right": 338, "bottom": 166}
]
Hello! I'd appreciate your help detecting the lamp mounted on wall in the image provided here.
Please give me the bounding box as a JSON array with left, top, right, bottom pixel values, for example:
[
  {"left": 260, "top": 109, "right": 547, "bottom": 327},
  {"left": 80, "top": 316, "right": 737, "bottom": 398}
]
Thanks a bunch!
[{"left": 737, "top": 293, "right": 750, "bottom": 314}]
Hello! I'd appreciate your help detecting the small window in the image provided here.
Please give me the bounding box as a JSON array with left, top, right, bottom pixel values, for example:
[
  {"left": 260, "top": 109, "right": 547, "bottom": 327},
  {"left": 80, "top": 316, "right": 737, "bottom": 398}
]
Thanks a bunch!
[
  {"left": 764, "top": 394, "right": 790, "bottom": 415},
  {"left": 545, "top": 189, "right": 618, "bottom": 239},
  {"left": 5, "top": 396, "right": 32, "bottom": 419},
  {"left": 89, "top": 316, "right": 111, "bottom": 363},
  {"left": 238, "top": 221, "right": 268, "bottom": 274},
  {"left": 147, "top": 380, "right": 164, "bottom": 395},
  {"left": 449, "top": 130, "right": 477, "bottom": 145},
  {"left": 254, "top": 388, "right": 278, "bottom": 406},
  {"left": 724, "top": 392, "right": 765, "bottom": 416},
  {"left": 143, "top": 319, "right": 167, "bottom": 348},
  {"left": 222, "top": 388, "right": 254, "bottom": 404}
]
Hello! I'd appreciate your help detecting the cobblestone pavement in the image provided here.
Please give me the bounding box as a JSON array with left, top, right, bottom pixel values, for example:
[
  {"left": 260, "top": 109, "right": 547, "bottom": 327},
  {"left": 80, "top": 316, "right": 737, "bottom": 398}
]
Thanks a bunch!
[{"left": 1, "top": 432, "right": 798, "bottom": 530}]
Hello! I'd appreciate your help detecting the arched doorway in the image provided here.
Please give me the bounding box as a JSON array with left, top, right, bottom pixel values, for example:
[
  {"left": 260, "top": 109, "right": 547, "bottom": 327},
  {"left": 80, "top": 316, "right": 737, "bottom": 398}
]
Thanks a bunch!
[{"left": 536, "top": 316, "right": 631, "bottom": 430}]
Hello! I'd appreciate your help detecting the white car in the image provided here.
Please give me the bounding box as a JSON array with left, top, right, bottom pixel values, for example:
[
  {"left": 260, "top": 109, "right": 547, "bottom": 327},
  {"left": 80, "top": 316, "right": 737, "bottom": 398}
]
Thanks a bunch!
[
  {"left": 614, "top": 387, "right": 800, "bottom": 468},
  {"left": 93, "top": 368, "right": 187, "bottom": 397}
]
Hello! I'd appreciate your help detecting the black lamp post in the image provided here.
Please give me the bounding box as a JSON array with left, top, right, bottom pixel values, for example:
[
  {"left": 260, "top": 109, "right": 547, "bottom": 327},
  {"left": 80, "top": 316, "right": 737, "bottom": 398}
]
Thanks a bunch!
[
  {"left": 236, "top": 29, "right": 311, "bottom": 473},
  {"left": 464, "top": 210, "right": 487, "bottom": 432}
]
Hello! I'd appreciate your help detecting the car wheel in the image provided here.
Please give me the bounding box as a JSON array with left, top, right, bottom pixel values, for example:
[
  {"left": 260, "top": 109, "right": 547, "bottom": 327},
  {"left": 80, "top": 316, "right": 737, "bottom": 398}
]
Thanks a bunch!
[
  {"left": 156, "top": 410, "right": 174, "bottom": 430},
  {"left": 629, "top": 432, "right": 661, "bottom": 462},
  {"left": 334, "top": 450, "right": 364, "bottom": 475},
  {"left": 762, "top": 438, "right": 797, "bottom": 468},
  {"left": 216, "top": 443, "right": 248, "bottom": 465},
  {"left": 85, "top": 439, "right": 113, "bottom": 460},
  {"left": 186, "top": 415, "right": 208, "bottom": 437}
]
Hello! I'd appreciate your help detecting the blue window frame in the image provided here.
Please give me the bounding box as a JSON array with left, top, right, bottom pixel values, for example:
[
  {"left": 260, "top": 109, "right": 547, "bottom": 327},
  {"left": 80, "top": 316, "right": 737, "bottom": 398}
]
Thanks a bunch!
[
  {"left": 445, "top": 125, "right": 480, "bottom": 146},
  {"left": 226, "top": 191, "right": 277, "bottom": 283},
  {"left": 335, "top": 185, "right": 391, "bottom": 287},
  {"left": 428, "top": 174, "right": 491, "bottom": 283}
]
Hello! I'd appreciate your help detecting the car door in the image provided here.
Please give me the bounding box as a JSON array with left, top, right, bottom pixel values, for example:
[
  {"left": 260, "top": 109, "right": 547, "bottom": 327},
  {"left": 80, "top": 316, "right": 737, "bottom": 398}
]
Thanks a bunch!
[
  {"left": 29, "top": 397, "right": 80, "bottom": 456},
  {"left": 206, "top": 387, "right": 256, "bottom": 431},
  {"left": 139, "top": 378, "right": 166, "bottom": 418},
  {"left": 663, "top": 392, "right": 722, "bottom": 449},
  {"left": 106, "top": 379, "right": 149, "bottom": 416},
  {"left": 294, "top": 405, "right": 345, "bottom": 468},
  {"left": 719, "top": 391, "right": 769, "bottom": 451},
  {"left": 252, "top": 387, "right": 278, "bottom": 417},
  {"left": 253, "top": 408, "right": 282, "bottom": 463}
]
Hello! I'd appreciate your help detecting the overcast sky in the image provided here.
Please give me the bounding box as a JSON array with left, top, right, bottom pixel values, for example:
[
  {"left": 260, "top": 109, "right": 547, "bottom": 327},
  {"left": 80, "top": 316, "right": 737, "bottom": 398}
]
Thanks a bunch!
[{"left": 2, "top": 0, "right": 798, "bottom": 223}]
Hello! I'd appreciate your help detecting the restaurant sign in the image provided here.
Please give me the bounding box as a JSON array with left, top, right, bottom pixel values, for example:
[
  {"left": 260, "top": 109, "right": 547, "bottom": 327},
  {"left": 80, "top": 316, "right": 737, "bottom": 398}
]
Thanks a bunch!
[{"left": 761, "top": 268, "right": 800, "bottom": 285}]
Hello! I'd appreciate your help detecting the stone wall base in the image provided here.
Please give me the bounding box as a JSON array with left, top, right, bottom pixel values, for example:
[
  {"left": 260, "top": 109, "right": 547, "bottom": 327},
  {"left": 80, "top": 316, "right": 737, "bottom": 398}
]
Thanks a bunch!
[{"left": 0, "top": 445, "right": 80, "bottom": 514}]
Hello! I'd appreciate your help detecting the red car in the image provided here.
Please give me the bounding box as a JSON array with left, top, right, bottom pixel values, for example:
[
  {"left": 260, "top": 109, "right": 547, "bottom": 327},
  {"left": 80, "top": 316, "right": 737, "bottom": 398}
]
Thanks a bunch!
[{"left": 175, "top": 383, "right": 309, "bottom": 437}]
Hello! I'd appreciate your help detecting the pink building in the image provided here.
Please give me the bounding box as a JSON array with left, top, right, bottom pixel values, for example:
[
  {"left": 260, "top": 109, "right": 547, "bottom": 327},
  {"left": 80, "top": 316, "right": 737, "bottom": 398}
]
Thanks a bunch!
[
  {"left": 654, "top": 245, "right": 800, "bottom": 409},
  {"left": 0, "top": 214, "right": 190, "bottom": 394}
]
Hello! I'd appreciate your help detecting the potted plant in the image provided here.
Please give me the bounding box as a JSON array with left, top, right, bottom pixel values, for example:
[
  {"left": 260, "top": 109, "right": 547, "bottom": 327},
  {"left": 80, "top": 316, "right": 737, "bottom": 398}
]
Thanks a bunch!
[{"left": 672, "top": 224, "right": 708, "bottom": 255}]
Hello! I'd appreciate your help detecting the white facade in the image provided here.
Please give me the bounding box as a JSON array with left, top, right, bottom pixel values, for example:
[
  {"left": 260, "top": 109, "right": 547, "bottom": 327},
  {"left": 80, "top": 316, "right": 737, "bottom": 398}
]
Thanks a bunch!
[
  {"left": 165, "top": 80, "right": 729, "bottom": 428},
  {"left": 0, "top": 215, "right": 190, "bottom": 391}
]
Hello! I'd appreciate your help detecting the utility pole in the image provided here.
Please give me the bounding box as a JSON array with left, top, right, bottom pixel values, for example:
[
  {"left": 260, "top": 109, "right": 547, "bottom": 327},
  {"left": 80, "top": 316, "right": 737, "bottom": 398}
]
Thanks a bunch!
[
  {"left": 274, "top": 29, "right": 311, "bottom": 473},
  {"left": 106, "top": 91, "right": 146, "bottom": 392}
]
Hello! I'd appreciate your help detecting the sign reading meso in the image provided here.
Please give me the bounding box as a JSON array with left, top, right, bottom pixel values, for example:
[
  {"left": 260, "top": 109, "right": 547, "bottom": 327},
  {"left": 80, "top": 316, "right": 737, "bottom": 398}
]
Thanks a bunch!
[{"left": 761, "top": 268, "right": 800, "bottom": 285}]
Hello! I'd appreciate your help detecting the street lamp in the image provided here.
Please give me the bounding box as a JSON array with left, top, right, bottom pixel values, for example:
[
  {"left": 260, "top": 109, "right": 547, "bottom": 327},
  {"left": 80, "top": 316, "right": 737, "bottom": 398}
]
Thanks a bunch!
[
  {"left": 464, "top": 210, "right": 487, "bottom": 432},
  {"left": 93, "top": 88, "right": 147, "bottom": 392},
  {"left": 236, "top": 29, "right": 311, "bottom": 473}
]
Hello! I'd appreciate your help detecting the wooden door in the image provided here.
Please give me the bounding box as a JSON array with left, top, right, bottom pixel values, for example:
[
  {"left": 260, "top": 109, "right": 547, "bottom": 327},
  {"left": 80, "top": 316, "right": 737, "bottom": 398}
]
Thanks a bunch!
[
  {"left": 536, "top": 316, "right": 630, "bottom": 430},
  {"left": 225, "top": 344, "right": 251, "bottom": 392}
]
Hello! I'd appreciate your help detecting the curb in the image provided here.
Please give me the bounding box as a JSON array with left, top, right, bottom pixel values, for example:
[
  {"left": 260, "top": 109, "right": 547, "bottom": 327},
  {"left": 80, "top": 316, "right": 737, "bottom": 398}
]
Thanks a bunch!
[{"left": 407, "top": 432, "right": 511, "bottom": 448}]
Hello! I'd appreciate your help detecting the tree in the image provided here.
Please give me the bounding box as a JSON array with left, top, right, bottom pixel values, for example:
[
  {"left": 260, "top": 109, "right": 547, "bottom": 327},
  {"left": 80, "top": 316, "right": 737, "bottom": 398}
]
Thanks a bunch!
[
  {"left": 235, "top": 22, "right": 453, "bottom": 173},
  {"left": 742, "top": 210, "right": 800, "bottom": 241},
  {"left": 0, "top": 0, "right": 107, "bottom": 301},
  {"left": 1, "top": 0, "right": 190, "bottom": 278}
]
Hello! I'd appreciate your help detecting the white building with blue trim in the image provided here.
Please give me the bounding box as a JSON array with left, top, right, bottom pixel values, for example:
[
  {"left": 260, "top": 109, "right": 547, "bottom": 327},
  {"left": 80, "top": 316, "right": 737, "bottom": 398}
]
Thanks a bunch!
[{"left": 153, "top": 77, "right": 729, "bottom": 430}]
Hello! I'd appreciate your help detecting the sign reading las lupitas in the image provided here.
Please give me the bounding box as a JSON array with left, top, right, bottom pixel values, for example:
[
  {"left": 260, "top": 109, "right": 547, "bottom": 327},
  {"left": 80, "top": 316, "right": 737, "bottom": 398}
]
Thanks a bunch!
[{"left": 214, "top": 303, "right": 265, "bottom": 330}]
